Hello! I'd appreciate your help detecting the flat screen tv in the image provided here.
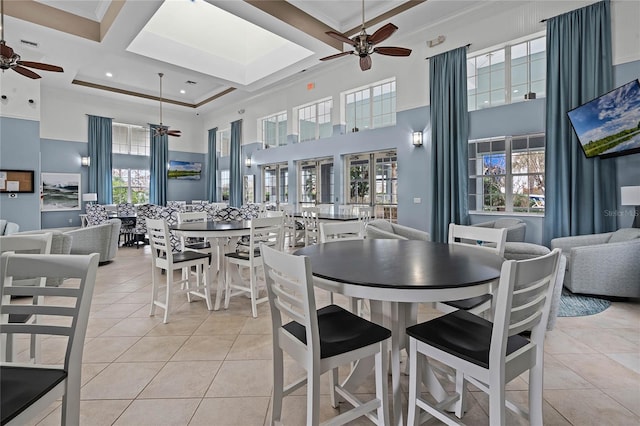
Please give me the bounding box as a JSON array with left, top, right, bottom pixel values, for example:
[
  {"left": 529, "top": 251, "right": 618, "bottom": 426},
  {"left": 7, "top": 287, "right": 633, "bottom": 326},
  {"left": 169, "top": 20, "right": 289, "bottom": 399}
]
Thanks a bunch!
[{"left": 567, "top": 79, "right": 640, "bottom": 158}]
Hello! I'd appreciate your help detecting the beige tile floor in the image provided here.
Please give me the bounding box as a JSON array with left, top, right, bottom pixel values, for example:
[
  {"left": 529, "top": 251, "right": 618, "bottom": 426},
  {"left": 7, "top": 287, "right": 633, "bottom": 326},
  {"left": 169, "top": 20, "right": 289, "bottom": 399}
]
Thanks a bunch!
[{"left": 14, "top": 245, "right": 640, "bottom": 426}]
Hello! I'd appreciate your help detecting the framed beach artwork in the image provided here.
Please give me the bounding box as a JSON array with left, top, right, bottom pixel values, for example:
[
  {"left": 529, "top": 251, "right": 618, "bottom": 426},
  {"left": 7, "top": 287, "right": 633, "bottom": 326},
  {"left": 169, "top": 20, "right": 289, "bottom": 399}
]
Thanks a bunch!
[
  {"left": 41, "top": 172, "right": 81, "bottom": 211},
  {"left": 168, "top": 160, "right": 202, "bottom": 180}
]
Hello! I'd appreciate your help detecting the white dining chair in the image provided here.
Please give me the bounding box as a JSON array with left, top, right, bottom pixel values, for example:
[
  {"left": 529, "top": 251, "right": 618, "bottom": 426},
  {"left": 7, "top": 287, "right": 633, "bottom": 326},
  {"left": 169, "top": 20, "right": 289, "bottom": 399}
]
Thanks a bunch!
[
  {"left": 406, "top": 248, "right": 561, "bottom": 426},
  {"left": 437, "top": 223, "right": 508, "bottom": 315},
  {"left": 0, "top": 252, "right": 99, "bottom": 426},
  {"left": 302, "top": 206, "right": 320, "bottom": 246},
  {"left": 355, "top": 205, "right": 372, "bottom": 225},
  {"left": 337, "top": 204, "right": 353, "bottom": 215},
  {"left": 0, "top": 233, "right": 52, "bottom": 363},
  {"left": 279, "top": 204, "right": 303, "bottom": 247},
  {"left": 176, "top": 211, "right": 214, "bottom": 255},
  {"left": 146, "top": 218, "right": 213, "bottom": 323},
  {"left": 260, "top": 244, "right": 391, "bottom": 426},
  {"left": 224, "top": 215, "right": 284, "bottom": 318}
]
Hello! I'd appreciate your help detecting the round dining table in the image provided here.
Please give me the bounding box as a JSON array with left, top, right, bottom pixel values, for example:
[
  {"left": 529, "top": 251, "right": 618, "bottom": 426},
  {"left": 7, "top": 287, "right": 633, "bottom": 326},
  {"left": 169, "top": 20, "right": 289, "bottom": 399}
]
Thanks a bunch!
[
  {"left": 170, "top": 220, "right": 252, "bottom": 310},
  {"left": 294, "top": 239, "right": 504, "bottom": 426}
]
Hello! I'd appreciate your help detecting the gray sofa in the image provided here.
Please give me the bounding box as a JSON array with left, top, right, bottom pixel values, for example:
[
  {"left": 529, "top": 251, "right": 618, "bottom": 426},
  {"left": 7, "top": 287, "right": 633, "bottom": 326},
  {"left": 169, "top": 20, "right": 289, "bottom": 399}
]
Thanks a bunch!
[
  {"left": 473, "top": 218, "right": 526, "bottom": 242},
  {"left": 66, "top": 219, "right": 121, "bottom": 263},
  {"left": 366, "top": 219, "right": 431, "bottom": 241},
  {"left": 11, "top": 230, "right": 73, "bottom": 286},
  {"left": 551, "top": 228, "right": 640, "bottom": 298}
]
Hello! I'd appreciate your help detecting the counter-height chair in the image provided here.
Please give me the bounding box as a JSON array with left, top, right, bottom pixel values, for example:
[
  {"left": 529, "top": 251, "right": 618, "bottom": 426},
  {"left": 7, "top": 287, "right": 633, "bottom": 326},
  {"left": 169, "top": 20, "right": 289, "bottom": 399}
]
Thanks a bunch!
[
  {"left": 355, "top": 206, "right": 372, "bottom": 226},
  {"left": 261, "top": 244, "right": 391, "bottom": 426},
  {"left": 176, "top": 211, "right": 213, "bottom": 255},
  {"left": 1, "top": 252, "right": 99, "bottom": 426},
  {"left": 406, "top": 249, "right": 561, "bottom": 426},
  {"left": 85, "top": 203, "right": 109, "bottom": 226},
  {"left": 437, "top": 224, "right": 507, "bottom": 315},
  {"left": 146, "top": 218, "right": 212, "bottom": 323},
  {"left": 279, "top": 204, "right": 304, "bottom": 248},
  {"left": 302, "top": 206, "right": 320, "bottom": 246},
  {"left": 116, "top": 202, "right": 136, "bottom": 245},
  {"left": 337, "top": 204, "right": 353, "bottom": 215},
  {"left": 0, "top": 233, "right": 52, "bottom": 363},
  {"left": 224, "top": 216, "right": 284, "bottom": 318}
]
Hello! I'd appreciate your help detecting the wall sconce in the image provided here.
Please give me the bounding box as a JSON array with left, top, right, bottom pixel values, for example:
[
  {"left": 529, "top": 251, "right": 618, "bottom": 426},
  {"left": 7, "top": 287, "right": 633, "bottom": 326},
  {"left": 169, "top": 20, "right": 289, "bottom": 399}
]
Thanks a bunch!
[
  {"left": 245, "top": 157, "right": 252, "bottom": 167},
  {"left": 81, "top": 156, "right": 91, "bottom": 167},
  {"left": 412, "top": 131, "right": 423, "bottom": 147},
  {"left": 82, "top": 193, "right": 97, "bottom": 204}
]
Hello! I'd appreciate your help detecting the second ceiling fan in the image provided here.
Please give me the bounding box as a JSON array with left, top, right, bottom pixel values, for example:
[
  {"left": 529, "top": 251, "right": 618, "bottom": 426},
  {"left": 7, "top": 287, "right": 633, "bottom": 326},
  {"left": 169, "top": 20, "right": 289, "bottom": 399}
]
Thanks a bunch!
[
  {"left": 154, "top": 73, "right": 181, "bottom": 138},
  {"left": 320, "top": 0, "right": 412, "bottom": 71}
]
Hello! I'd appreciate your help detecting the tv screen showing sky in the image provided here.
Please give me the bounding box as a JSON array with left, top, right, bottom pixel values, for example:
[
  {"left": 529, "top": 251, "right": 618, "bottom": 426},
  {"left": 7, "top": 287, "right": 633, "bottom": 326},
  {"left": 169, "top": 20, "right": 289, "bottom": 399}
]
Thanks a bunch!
[{"left": 567, "top": 79, "right": 640, "bottom": 157}]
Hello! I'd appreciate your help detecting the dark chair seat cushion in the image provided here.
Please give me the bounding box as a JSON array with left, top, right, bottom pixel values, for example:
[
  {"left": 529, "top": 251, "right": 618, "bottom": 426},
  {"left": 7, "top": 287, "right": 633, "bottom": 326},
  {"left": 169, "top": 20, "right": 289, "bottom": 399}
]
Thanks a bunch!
[
  {"left": 283, "top": 304, "right": 391, "bottom": 359},
  {"left": 443, "top": 294, "right": 492, "bottom": 310},
  {"left": 167, "top": 251, "right": 211, "bottom": 264},
  {"left": 8, "top": 313, "right": 32, "bottom": 324},
  {"left": 406, "top": 309, "right": 530, "bottom": 369},
  {"left": 185, "top": 241, "right": 211, "bottom": 250},
  {"left": 1, "top": 366, "right": 67, "bottom": 425}
]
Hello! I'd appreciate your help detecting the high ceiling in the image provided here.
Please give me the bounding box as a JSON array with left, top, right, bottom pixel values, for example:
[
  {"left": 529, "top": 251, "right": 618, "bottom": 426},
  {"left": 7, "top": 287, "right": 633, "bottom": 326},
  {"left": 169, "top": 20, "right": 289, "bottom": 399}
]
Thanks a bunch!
[{"left": 1, "top": 0, "right": 488, "bottom": 111}]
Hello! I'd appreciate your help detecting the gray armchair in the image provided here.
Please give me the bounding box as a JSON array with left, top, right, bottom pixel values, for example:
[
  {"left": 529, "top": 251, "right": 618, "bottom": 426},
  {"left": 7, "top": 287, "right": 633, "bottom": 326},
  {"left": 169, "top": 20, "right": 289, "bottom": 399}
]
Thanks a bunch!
[
  {"left": 551, "top": 228, "right": 640, "bottom": 298},
  {"left": 66, "top": 219, "right": 121, "bottom": 263},
  {"left": 366, "top": 219, "right": 431, "bottom": 241},
  {"left": 473, "top": 218, "right": 526, "bottom": 242},
  {"left": 0, "top": 220, "right": 19, "bottom": 235},
  {"left": 10, "top": 230, "right": 73, "bottom": 286}
]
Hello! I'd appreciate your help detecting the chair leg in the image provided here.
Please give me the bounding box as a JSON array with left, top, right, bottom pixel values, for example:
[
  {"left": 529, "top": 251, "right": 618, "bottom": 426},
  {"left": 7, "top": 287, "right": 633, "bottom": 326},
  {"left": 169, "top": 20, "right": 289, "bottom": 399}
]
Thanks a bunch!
[
  {"left": 271, "top": 347, "right": 284, "bottom": 425},
  {"left": 250, "top": 265, "right": 258, "bottom": 318},
  {"left": 407, "top": 338, "right": 421, "bottom": 426},
  {"left": 163, "top": 270, "right": 172, "bottom": 324},
  {"left": 306, "top": 367, "right": 321, "bottom": 426},
  {"left": 329, "top": 368, "right": 339, "bottom": 408},
  {"left": 489, "top": 376, "right": 506, "bottom": 426},
  {"left": 150, "top": 268, "right": 159, "bottom": 317},
  {"left": 529, "top": 351, "right": 545, "bottom": 426},
  {"left": 454, "top": 372, "right": 467, "bottom": 418},
  {"left": 201, "top": 263, "right": 213, "bottom": 311},
  {"left": 375, "top": 341, "right": 391, "bottom": 426}
]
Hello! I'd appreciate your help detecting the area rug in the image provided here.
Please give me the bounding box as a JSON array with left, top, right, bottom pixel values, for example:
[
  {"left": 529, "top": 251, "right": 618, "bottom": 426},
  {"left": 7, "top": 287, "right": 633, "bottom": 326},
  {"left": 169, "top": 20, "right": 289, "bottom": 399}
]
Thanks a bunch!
[{"left": 557, "top": 288, "right": 611, "bottom": 317}]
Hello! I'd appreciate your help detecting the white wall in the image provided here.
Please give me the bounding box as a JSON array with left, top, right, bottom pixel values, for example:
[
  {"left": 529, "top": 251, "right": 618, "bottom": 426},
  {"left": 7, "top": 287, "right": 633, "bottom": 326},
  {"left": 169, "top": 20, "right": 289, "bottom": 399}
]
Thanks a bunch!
[{"left": 0, "top": 71, "right": 41, "bottom": 121}]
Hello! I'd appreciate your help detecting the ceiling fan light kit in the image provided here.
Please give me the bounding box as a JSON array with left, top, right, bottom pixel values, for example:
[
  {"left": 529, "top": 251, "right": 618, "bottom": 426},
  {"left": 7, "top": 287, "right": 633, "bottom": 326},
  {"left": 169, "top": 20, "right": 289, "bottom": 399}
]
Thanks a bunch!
[
  {"left": 0, "top": 0, "right": 63, "bottom": 79},
  {"left": 320, "top": 0, "right": 411, "bottom": 71}
]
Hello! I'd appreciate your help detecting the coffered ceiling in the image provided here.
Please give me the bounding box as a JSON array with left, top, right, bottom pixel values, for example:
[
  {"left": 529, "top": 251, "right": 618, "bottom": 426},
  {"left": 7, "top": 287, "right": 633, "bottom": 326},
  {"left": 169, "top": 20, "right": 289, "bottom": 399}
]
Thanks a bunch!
[{"left": 1, "top": 0, "right": 488, "bottom": 111}]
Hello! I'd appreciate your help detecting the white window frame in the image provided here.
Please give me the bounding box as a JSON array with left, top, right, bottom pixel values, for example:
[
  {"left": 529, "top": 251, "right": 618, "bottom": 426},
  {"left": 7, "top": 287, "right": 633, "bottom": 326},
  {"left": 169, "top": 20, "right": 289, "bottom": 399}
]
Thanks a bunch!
[
  {"left": 294, "top": 97, "right": 333, "bottom": 143},
  {"left": 112, "top": 122, "right": 150, "bottom": 156},
  {"left": 112, "top": 168, "right": 150, "bottom": 204},
  {"left": 342, "top": 78, "right": 396, "bottom": 133},
  {"left": 467, "top": 33, "right": 546, "bottom": 111},
  {"left": 468, "top": 133, "right": 545, "bottom": 214},
  {"left": 217, "top": 128, "right": 231, "bottom": 157},
  {"left": 260, "top": 111, "right": 288, "bottom": 148},
  {"left": 219, "top": 169, "right": 230, "bottom": 201}
]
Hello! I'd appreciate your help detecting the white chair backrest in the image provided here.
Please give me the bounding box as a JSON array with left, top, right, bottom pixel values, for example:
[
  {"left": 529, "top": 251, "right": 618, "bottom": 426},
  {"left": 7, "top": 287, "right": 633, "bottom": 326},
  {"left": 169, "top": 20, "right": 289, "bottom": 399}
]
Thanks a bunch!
[
  {"left": 319, "top": 221, "right": 365, "bottom": 243},
  {"left": 491, "top": 248, "right": 561, "bottom": 364},
  {"left": 316, "top": 204, "right": 333, "bottom": 214},
  {"left": 338, "top": 205, "right": 353, "bottom": 215},
  {"left": 356, "top": 206, "right": 372, "bottom": 224},
  {"left": 0, "top": 252, "right": 99, "bottom": 370},
  {"left": 448, "top": 223, "right": 507, "bottom": 257},
  {"left": 302, "top": 206, "right": 319, "bottom": 226},
  {"left": 0, "top": 233, "right": 53, "bottom": 255},
  {"left": 146, "top": 218, "right": 174, "bottom": 267},
  {"left": 249, "top": 216, "right": 285, "bottom": 254},
  {"left": 177, "top": 211, "right": 207, "bottom": 225},
  {"left": 262, "top": 210, "right": 284, "bottom": 218},
  {"left": 261, "top": 244, "right": 319, "bottom": 356}
]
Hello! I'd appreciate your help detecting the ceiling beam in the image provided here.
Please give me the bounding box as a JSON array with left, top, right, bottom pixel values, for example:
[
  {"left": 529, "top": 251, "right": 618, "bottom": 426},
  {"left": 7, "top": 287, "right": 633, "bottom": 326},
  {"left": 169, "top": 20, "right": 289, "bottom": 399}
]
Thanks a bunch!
[{"left": 344, "top": 0, "right": 428, "bottom": 36}]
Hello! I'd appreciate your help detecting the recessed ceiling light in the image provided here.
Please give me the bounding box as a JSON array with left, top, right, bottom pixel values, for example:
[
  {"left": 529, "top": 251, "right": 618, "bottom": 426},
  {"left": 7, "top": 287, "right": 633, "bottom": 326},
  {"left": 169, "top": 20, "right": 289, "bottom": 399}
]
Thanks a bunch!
[
  {"left": 180, "top": 89, "right": 186, "bottom": 94},
  {"left": 513, "top": 89, "right": 519, "bottom": 93},
  {"left": 105, "top": 72, "right": 113, "bottom": 77}
]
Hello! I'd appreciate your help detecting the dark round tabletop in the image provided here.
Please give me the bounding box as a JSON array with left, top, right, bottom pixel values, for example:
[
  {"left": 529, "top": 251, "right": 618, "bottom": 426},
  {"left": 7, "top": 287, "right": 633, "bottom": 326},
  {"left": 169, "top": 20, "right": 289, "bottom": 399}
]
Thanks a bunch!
[
  {"left": 294, "top": 239, "right": 503, "bottom": 290},
  {"left": 170, "top": 220, "right": 251, "bottom": 232}
]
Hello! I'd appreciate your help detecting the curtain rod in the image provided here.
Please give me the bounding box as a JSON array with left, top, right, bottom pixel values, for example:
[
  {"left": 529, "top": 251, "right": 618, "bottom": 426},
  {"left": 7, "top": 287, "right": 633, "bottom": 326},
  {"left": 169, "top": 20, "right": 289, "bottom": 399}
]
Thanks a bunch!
[{"left": 425, "top": 43, "right": 471, "bottom": 60}]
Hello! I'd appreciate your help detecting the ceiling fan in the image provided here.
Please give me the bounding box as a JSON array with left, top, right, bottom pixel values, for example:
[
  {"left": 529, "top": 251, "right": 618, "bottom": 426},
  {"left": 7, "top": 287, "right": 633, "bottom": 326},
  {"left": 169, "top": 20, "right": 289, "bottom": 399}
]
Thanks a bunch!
[
  {"left": 0, "top": 0, "right": 63, "bottom": 79},
  {"left": 154, "top": 73, "right": 181, "bottom": 137},
  {"left": 320, "top": 0, "right": 412, "bottom": 71}
]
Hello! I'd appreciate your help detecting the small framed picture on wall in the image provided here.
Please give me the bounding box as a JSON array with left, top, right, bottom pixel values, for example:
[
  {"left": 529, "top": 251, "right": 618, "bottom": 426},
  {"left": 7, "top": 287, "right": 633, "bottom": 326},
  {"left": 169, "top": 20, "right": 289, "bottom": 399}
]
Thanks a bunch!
[{"left": 41, "top": 172, "right": 81, "bottom": 211}]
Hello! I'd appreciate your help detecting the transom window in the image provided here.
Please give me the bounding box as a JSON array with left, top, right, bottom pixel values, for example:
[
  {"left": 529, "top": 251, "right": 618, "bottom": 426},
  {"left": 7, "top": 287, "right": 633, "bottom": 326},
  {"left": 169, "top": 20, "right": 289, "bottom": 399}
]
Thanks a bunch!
[
  {"left": 261, "top": 112, "right": 287, "bottom": 148},
  {"left": 468, "top": 134, "right": 545, "bottom": 214},
  {"left": 112, "top": 169, "right": 150, "bottom": 204},
  {"left": 344, "top": 79, "right": 396, "bottom": 133},
  {"left": 112, "top": 123, "right": 149, "bottom": 156},
  {"left": 467, "top": 35, "right": 546, "bottom": 111},
  {"left": 217, "top": 128, "right": 231, "bottom": 157},
  {"left": 296, "top": 98, "right": 333, "bottom": 142}
]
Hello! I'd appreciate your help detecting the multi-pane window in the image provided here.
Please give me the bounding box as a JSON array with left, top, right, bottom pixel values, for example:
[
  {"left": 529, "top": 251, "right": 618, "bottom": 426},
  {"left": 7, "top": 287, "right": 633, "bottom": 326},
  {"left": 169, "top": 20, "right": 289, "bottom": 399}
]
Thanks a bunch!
[
  {"left": 344, "top": 79, "right": 396, "bottom": 133},
  {"left": 261, "top": 112, "right": 287, "bottom": 148},
  {"left": 467, "top": 36, "right": 546, "bottom": 111},
  {"left": 262, "top": 163, "right": 288, "bottom": 203},
  {"left": 112, "top": 123, "right": 150, "bottom": 155},
  {"left": 218, "top": 129, "right": 231, "bottom": 157},
  {"left": 346, "top": 150, "right": 398, "bottom": 220},
  {"left": 298, "top": 158, "right": 333, "bottom": 207},
  {"left": 219, "top": 170, "right": 230, "bottom": 201},
  {"left": 297, "top": 98, "right": 333, "bottom": 142},
  {"left": 112, "top": 169, "right": 150, "bottom": 204},
  {"left": 468, "top": 134, "right": 545, "bottom": 214}
]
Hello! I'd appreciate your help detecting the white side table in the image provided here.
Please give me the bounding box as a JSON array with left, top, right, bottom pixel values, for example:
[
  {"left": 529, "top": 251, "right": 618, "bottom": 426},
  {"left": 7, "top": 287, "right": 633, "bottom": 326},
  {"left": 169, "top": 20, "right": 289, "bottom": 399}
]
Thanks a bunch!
[{"left": 79, "top": 214, "right": 88, "bottom": 228}]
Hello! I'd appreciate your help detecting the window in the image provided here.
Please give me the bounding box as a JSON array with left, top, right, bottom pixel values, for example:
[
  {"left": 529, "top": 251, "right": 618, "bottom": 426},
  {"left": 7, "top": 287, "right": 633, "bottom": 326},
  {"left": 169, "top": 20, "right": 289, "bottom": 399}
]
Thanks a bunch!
[
  {"left": 112, "top": 123, "right": 150, "bottom": 155},
  {"left": 219, "top": 170, "right": 230, "bottom": 201},
  {"left": 467, "top": 36, "right": 546, "bottom": 111},
  {"left": 344, "top": 79, "right": 396, "bottom": 133},
  {"left": 468, "top": 134, "right": 545, "bottom": 214},
  {"left": 261, "top": 112, "right": 287, "bottom": 148},
  {"left": 298, "top": 158, "right": 333, "bottom": 207},
  {"left": 261, "top": 163, "right": 289, "bottom": 203},
  {"left": 296, "top": 98, "right": 332, "bottom": 142},
  {"left": 346, "top": 150, "right": 398, "bottom": 220},
  {"left": 218, "top": 128, "right": 231, "bottom": 157},
  {"left": 112, "top": 169, "right": 150, "bottom": 204}
]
